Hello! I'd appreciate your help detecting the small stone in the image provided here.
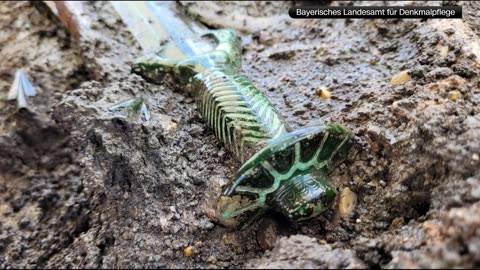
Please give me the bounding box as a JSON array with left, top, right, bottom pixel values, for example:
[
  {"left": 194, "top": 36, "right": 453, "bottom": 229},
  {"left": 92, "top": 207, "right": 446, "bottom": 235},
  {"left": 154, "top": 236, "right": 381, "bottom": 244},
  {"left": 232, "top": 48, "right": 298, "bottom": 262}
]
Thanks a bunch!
[
  {"left": 18, "top": 217, "right": 31, "bottom": 229},
  {"left": 367, "top": 180, "right": 379, "bottom": 187},
  {"left": 207, "top": 255, "right": 217, "bottom": 263},
  {"left": 159, "top": 115, "right": 178, "bottom": 133},
  {"left": 338, "top": 187, "right": 357, "bottom": 216},
  {"left": 201, "top": 176, "right": 227, "bottom": 223},
  {"left": 257, "top": 31, "right": 275, "bottom": 46},
  {"left": 367, "top": 125, "right": 383, "bottom": 139},
  {"left": 390, "top": 217, "right": 405, "bottom": 231},
  {"left": 315, "top": 87, "right": 331, "bottom": 100},
  {"left": 390, "top": 70, "right": 411, "bottom": 85},
  {"left": 148, "top": 135, "right": 161, "bottom": 148},
  {"left": 426, "top": 67, "right": 453, "bottom": 79},
  {"left": 172, "top": 240, "right": 183, "bottom": 249},
  {"left": 436, "top": 43, "right": 449, "bottom": 58},
  {"left": 268, "top": 50, "right": 295, "bottom": 60},
  {"left": 257, "top": 217, "right": 282, "bottom": 251},
  {"left": 184, "top": 246, "right": 194, "bottom": 257},
  {"left": 471, "top": 186, "right": 480, "bottom": 200},
  {"left": 473, "top": 154, "right": 479, "bottom": 161}
]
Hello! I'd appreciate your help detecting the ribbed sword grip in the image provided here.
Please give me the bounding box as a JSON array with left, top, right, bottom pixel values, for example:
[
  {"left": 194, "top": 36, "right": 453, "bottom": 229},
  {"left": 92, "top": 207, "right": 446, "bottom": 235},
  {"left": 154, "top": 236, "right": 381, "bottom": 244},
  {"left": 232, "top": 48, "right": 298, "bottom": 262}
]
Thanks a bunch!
[{"left": 191, "top": 65, "right": 290, "bottom": 163}]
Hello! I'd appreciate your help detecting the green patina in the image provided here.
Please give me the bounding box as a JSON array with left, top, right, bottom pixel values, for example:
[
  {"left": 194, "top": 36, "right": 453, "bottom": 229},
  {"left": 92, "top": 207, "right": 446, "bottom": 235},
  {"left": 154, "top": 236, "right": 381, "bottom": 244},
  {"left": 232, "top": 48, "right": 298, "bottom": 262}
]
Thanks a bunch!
[{"left": 132, "top": 29, "right": 354, "bottom": 227}]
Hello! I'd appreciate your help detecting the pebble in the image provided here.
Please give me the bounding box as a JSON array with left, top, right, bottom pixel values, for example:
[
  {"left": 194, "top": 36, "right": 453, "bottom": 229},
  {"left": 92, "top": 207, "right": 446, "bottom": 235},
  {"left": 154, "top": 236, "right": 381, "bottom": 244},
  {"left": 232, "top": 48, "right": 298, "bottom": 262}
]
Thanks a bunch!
[
  {"left": 338, "top": 187, "right": 357, "bottom": 216},
  {"left": 256, "top": 217, "right": 281, "bottom": 251},
  {"left": 315, "top": 87, "right": 331, "bottom": 100},
  {"left": 184, "top": 246, "right": 193, "bottom": 257},
  {"left": 207, "top": 255, "right": 217, "bottom": 263},
  {"left": 390, "top": 217, "right": 405, "bottom": 230},
  {"left": 390, "top": 70, "right": 411, "bottom": 85},
  {"left": 18, "top": 217, "right": 31, "bottom": 229}
]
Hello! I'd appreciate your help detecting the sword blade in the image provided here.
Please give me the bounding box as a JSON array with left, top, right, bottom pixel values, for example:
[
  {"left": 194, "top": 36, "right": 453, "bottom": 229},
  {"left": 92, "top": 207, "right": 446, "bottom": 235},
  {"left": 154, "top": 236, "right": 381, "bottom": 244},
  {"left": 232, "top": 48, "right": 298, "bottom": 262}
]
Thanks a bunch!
[{"left": 110, "top": 1, "right": 211, "bottom": 57}]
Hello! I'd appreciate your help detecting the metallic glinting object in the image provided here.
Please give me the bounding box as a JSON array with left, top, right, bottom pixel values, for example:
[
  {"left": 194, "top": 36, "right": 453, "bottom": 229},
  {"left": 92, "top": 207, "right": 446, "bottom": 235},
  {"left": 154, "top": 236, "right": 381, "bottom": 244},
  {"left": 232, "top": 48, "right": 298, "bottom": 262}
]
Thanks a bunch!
[{"left": 7, "top": 70, "right": 37, "bottom": 112}]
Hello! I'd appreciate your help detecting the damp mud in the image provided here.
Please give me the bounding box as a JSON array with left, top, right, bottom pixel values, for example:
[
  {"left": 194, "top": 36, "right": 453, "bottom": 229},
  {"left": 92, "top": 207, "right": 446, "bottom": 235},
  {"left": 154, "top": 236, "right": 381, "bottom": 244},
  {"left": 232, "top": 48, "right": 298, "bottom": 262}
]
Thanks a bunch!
[{"left": 1, "top": 1, "right": 480, "bottom": 268}]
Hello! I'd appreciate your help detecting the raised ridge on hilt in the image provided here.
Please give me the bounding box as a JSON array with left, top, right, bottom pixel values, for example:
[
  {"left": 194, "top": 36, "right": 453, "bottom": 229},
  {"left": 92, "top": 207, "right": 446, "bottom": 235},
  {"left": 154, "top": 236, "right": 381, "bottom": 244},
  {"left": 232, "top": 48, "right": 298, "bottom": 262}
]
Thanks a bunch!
[{"left": 132, "top": 29, "right": 354, "bottom": 228}]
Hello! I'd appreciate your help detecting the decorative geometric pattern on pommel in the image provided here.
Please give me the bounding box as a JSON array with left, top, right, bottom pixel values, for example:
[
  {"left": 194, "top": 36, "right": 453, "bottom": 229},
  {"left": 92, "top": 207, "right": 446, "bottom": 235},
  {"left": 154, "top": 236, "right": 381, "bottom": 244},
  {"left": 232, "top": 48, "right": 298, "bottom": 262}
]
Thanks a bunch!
[{"left": 217, "top": 124, "right": 354, "bottom": 228}]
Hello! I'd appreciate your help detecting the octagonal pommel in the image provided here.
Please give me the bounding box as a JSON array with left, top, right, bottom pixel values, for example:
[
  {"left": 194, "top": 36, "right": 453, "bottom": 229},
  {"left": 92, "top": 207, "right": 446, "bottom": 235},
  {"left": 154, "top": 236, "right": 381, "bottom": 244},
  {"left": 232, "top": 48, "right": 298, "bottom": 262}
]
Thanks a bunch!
[{"left": 216, "top": 123, "right": 354, "bottom": 228}]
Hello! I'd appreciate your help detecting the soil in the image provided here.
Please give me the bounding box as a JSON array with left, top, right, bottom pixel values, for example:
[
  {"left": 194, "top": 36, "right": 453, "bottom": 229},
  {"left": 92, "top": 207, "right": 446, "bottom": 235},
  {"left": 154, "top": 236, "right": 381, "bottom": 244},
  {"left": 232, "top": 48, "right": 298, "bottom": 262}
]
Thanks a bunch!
[{"left": 1, "top": 0, "right": 480, "bottom": 268}]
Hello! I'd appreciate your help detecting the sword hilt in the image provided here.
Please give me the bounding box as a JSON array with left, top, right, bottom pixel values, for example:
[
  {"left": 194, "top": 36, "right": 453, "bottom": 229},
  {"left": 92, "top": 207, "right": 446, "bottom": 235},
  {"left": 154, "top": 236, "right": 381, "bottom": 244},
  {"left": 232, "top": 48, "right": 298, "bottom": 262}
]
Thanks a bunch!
[{"left": 132, "top": 29, "right": 354, "bottom": 228}]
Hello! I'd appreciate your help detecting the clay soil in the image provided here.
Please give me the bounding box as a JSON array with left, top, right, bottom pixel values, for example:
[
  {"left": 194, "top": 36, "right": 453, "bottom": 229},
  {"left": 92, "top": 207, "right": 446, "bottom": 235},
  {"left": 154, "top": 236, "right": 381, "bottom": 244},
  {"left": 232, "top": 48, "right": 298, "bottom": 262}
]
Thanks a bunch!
[{"left": 1, "top": 1, "right": 480, "bottom": 268}]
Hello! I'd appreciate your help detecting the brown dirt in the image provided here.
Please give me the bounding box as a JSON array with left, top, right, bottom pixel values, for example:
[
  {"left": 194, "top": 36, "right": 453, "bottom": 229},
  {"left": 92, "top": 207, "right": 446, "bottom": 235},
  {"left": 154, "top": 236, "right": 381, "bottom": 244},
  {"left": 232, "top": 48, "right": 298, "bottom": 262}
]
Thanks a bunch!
[{"left": 1, "top": 1, "right": 480, "bottom": 268}]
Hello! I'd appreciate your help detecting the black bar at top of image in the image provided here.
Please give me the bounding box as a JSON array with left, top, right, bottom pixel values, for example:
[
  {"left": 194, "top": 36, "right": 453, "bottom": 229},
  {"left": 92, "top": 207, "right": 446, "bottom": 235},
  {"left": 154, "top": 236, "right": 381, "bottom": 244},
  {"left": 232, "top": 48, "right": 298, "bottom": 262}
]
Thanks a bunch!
[{"left": 289, "top": 6, "right": 462, "bottom": 19}]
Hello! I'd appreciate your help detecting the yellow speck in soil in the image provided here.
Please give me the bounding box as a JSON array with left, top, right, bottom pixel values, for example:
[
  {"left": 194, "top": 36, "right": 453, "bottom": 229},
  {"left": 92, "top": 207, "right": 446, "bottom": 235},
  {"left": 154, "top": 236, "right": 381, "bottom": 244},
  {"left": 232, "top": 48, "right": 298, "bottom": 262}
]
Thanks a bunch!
[
  {"left": 184, "top": 246, "right": 193, "bottom": 257},
  {"left": 316, "top": 87, "right": 331, "bottom": 100},
  {"left": 448, "top": 90, "right": 461, "bottom": 102},
  {"left": 390, "top": 70, "right": 411, "bottom": 85}
]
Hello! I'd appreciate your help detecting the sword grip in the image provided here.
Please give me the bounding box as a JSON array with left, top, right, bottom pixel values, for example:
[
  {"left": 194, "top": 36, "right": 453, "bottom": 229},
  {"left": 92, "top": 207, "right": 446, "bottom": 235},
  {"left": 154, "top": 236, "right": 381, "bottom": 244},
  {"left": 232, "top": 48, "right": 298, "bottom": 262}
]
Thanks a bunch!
[{"left": 192, "top": 64, "right": 291, "bottom": 163}]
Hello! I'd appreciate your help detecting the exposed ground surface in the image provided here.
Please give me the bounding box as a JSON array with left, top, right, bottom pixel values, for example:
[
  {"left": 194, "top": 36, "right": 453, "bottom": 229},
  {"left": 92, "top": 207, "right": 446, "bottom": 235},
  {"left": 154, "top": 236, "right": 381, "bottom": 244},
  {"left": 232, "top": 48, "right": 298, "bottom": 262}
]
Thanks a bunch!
[{"left": 1, "top": 0, "right": 480, "bottom": 268}]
